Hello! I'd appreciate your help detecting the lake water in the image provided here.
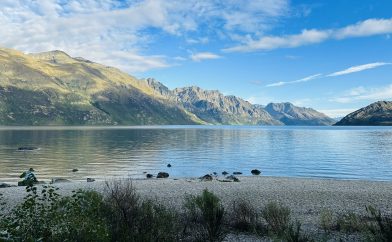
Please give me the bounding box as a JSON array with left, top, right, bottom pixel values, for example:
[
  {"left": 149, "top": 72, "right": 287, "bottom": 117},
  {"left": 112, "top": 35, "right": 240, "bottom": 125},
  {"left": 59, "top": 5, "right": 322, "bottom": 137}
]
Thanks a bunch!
[{"left": 0, "top": 126, "right": 392, "bottom": 183}]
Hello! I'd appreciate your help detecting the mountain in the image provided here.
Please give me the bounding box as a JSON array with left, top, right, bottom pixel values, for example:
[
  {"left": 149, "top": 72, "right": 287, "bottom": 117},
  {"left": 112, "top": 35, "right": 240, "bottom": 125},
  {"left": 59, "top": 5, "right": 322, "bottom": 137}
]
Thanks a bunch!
[
  {"left": 172, "top": 86, "right": 282, "bottom": 125},
  {"left": 264, "top": 102, "right": 335, "bottom": 125},
  {"left": 335, "top": 101, "right": 392, "bottom": 126},
  {"left": 142, "top": 79, "right": 281, "bottom": 125},
  {"left": 0, "top": 47, "right": 334, "bottom": 126},
  {"left": 0, "top": 47, "right": 200, "bottom": 125}
]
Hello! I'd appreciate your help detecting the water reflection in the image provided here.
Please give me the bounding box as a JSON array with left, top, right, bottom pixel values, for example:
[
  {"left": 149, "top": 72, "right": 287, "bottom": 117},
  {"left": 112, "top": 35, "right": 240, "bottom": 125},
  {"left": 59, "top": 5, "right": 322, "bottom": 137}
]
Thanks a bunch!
[{"left": 0, "top": 126, "right": 392, "bottom": 182}]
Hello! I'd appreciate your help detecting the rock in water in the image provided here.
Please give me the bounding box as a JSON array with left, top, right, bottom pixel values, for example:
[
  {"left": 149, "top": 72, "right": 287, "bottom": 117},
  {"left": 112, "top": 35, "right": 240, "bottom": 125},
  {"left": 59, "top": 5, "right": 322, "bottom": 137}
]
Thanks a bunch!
[
  {"left": 18, "top": 147, "right": 39, "bottom": 151},
  {"left": 51, "top": 178, "right": 71, "bottom": 184},
  {"left": 0, "top": 183, "right": 14, "bottom": 188},
  {"left": 200, "top": 174, "right": 213, "bottom": 181},
  {"left": 233, "top": 172, "right": 242, "bottom": 175},
  {"left": 222, "top": 171, "right": 229, "bottom": 175},
  {"left": 157, "top": 172, "right": 169, "bottom": 178},
  {"left": 18, "top": 168, "right": 38, "bottom": 186},
  {"left": 72, "top": 169, "right": 79, "bottom": 172},
  {"left": 146, "top": 174, "right": 153, "bottom": 179},
  {"left": 226, "top": 175, "right": 240, "bottom": 182},
  {"left": 87, "top": 178, "right": 95, "bottom": 182},
  {"left": 167, "top": 164, "right": 172, "bottom": 168},
  {"left": 251, "top": 169, "right": 261, "bottom": 175}
]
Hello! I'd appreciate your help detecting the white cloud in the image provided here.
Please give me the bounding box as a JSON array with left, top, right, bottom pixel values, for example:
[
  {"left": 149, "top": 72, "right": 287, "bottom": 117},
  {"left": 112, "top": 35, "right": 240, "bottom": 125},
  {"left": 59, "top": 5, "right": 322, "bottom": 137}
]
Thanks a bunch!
[
  {"left": 319, "top": 109, "right": 357, "bottom": 118},
  {"left": 266, "top": 73, "right": 322, "bottom": 87},
  {"left": 266, "top": 61, "right": 391, "bottom": 88},
  {"left": 335, "top": 18, "right": 392, "bottom": 39},
  {"left": 331, "top": 84, "right": 392, "bottom": 103},
  {"left": 327, "top": 62, "right": 391, "bottom": 77},
  {"left": 0, "top": 0, "right": 290, "bottom": 73},
  {"left": 190, "top": 52, "right": 222, "bottom": 62},
  {"left": 224, "top": 18, "right": 392, "bottom": 52}
]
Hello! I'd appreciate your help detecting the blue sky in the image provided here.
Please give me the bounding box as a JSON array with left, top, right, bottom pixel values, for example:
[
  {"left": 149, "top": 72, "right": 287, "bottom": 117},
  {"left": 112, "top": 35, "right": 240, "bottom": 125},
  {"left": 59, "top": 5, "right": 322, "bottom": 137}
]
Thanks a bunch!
[{"left": 0, "top": 0, "right": 391, "bottom": 117}]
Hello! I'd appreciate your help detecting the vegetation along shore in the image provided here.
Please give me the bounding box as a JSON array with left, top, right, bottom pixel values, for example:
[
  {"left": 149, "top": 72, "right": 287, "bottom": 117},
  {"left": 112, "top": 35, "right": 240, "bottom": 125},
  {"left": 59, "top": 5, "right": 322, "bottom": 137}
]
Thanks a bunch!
[{"left": 1, "top": 176, "right": 392, "bottom": 241}]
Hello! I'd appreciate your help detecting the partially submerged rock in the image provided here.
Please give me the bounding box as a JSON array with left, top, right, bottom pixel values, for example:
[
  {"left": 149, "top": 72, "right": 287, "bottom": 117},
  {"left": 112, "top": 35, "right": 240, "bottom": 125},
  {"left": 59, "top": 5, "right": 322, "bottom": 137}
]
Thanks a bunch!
[
  {"left": 222, "top": 171, "right": 229, "bottom": 176},
  {"left": 200, "top": 174, "right": 213, "bottom": 181},
  {"left": 157, "top": 172, "right": 169, "bottom": 178},
  {"left": 0, "top": 183, "right": 15, "bottom": 188},
  {"left": 233, "top": 172, "right": 242, "bottom": 175},
  {"left": 18, "top": 168, "right": 38, "bottom": 186},
  {"left": 87, "top": 178, "right": 95, "bottom": 182},
  {"left": 72, "top": 168, "right": 79, "bottom": 172},
  {"left": 18, "top": 147, "right": 39, "bottom": 151},
  {"left": 226, "top": 175, "right": 240, "bottom": 182},
  {"left": 146, "top": 174, "right": 153, "bottom": 179},
  {"left": 51, "top": 178, "right": 71, "bottom": 184},
  {"left": 251, "top": 169, "right": 261, "bottom": 175},
  {"left": 167, "top": 164, "right": 172, "bottom": 168}
]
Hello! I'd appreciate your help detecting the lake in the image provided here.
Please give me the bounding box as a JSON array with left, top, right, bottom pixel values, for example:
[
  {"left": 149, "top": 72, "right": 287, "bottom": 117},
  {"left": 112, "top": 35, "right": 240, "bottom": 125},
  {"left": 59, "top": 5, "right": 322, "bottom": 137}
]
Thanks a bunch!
[{"left": 0, "top": 126, "right": 392, "bottom": 183}]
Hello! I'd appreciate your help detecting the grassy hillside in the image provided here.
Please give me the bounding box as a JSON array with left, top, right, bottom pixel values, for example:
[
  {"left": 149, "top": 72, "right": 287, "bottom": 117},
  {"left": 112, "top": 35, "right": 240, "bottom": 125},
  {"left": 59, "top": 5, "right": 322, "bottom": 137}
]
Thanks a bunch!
[{"left": 0, "top": 47, "right": 200, "bottom": 125}]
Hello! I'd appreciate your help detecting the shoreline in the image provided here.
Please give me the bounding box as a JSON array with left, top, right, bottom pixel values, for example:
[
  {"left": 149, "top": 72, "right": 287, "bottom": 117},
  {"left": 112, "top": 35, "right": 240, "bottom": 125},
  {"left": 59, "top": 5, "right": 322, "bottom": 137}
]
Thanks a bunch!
[{"left": 2, "top": 176, "right": 392, "bottom": 227}]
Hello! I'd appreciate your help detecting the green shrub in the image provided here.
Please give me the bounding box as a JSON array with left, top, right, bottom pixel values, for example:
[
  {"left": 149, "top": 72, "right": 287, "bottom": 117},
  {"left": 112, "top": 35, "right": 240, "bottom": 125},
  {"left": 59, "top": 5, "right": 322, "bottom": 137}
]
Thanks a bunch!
[
  {"left": 58, "top": 189, "right": 110, "bottom": 241},
  {"left": 0, "top": 185, "right": 110, "bottom": 242},
  {"left": 319, "top": 209, "right": 335, "bottom": 233},
  {"left": 104, "top": 179, "right": 180, "bottom": 242},
  {"left": 366, "top": 206, "right": 392, "bottom": 242},
  {"left": 230, "top": 199, "right": 261, "bottom": 233},
  {"left": 261, "top": 202, "right": 291, "bottom": 236},
  {"left": 284, "top": 221, "right": 313, "bottom": 242},
  {"left": 135, "top": 200, "right": 180, "bottom": 242},
  {"left": 336, "top": 212, "right": 365, "bottom": 232},
  {"left": 184, "top": 189, "right": 226, "bottom": 242}
]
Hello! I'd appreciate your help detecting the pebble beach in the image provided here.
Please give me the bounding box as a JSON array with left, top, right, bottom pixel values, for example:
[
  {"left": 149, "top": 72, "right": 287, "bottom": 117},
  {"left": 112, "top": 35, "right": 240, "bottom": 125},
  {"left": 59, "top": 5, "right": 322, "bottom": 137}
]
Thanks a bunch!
[{"left": 2, "top": 176, "right": 392, "bottom": 237}]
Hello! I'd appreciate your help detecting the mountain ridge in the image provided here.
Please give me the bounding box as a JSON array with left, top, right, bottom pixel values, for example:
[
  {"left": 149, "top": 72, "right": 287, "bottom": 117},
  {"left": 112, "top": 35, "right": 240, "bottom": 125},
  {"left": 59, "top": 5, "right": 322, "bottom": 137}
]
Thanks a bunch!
[
  {"left": 0, "top": 47, "right": 333, "bottom": 126},
  {"left": 335, "top": 101, "right": 392, "bottom": 126}
]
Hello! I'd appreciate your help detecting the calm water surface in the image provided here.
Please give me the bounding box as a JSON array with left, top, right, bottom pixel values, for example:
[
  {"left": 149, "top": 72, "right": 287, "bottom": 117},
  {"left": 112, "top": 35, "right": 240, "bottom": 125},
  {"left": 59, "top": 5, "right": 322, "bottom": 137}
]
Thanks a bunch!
[{"left": 0, "top": 126, "right": 392, "bottom": 182}]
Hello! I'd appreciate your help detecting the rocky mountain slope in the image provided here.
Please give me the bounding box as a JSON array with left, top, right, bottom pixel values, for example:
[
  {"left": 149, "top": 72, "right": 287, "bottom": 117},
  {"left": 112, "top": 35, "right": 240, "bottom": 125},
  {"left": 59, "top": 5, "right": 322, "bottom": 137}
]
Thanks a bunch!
[
  {"left": 0, "top": 47, "right": 200, "bottom": 125},
  {"left": 335, "top": 101, "right": 392, "bottom": 126},
  {"left": 265, "top": 102, "right": 335, "bottom": 125},
  {"left": 0, "top": 47, "right": 334, "bottom": 126}
]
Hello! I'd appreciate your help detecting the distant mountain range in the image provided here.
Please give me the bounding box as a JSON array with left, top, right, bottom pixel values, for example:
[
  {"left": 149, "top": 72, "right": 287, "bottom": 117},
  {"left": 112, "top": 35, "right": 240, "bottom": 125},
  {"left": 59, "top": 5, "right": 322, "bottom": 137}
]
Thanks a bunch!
[
  {"left": 0, "top": 47, "right": 335, "bottom": 126},
  {"left": 335, "top": 101, "right": 392, "bottom": 126}
]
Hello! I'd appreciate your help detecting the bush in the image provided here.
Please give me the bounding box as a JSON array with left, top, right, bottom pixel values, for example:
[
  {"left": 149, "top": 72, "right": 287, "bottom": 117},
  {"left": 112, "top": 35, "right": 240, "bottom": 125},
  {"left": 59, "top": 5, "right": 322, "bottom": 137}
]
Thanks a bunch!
[
  {"left": 104, "top": 179, "right": 180, "bottom": 241},
  {"left": 366, "top": 206, "right": 392, "bottom": 242},
  {"left": 284, "top": 221, "right": 313, "bottom": 242},
  {"left": 0, "top": 185, "right": 109, "bottom": 241},
  {"left": 59, "top": 189, "right": 110, "bottom": 241},
  {"left": 184, "top": 189, "right": 226, "bottom": 242},
  {"left": 319, "top": 209, "right": 335, "bottom": 233},
  {"left": 230, "top": 199, "right": 261, "bottom": 233},
  {"left": 336, "top": 212, "right": 365, "bottom": 233},
  {"left": 261, "top": 202, "right": 291, "bottom": 236}
]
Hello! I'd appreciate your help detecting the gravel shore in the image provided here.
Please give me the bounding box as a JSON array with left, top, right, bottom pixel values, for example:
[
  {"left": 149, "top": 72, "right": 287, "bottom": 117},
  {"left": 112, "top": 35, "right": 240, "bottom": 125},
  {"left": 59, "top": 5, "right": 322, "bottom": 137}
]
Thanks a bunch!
[{"left": 2, "top": 176, "right": 392, "bottom": 239}]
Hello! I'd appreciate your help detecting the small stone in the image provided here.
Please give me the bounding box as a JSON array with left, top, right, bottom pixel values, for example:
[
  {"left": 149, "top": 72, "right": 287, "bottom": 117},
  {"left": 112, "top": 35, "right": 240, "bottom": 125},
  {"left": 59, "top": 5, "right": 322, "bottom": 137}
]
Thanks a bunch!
[
  {"left": 213, "top": 172, "right": 217, "bottom": 175},
  {"left": 146, "top": 174, "right": 153, "bottom": 179},
  {"left": 72, "top": 169, "right": 79, "bottom": 172},
  {"left": 87, "top": 178, "right": 95, "bottom": 182},
  {"left": 143, "top": 171, "right": 147, "bottom": 174},
  {"left": 222, "top": 171, "right": 229, "bottom": 175},
  {"left": 157, "top": 172, "right": 169, "bottom": 178},
  {"left": 226, "top": 175, "right": 240, "bottom": 182},
  {"left": 251, "top": 169, "right": 261, "bottom": 175},
  {"left": 167, "top": 164, "right": 172, "bottom": 168},
  {"left": 200, "top": 174, "right": 213, "bottom": 181},
  {"left": 233, "top": 172, "right": 242, "bottom": 175}
]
